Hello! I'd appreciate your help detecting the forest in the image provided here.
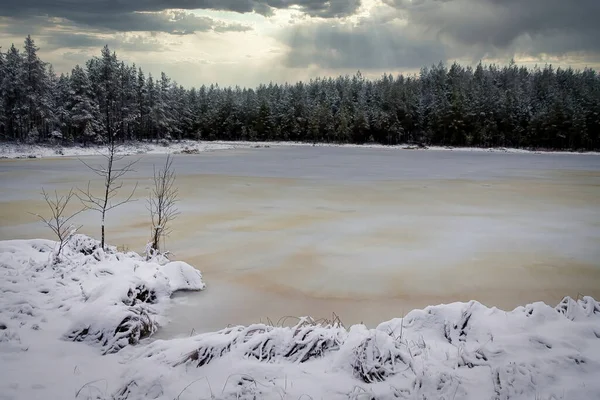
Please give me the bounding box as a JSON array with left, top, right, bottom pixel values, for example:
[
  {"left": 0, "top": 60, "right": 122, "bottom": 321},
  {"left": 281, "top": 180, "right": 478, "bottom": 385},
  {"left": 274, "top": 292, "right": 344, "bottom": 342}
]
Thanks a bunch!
[{"left": 1, "top": 36, "right": 599, "bottom": 150}]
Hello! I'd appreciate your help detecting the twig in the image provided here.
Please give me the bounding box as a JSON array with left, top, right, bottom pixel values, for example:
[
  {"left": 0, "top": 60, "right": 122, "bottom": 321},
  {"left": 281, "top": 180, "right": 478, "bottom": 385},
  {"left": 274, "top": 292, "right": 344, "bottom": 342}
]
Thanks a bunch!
[
  {"left": 76, "top": 140, "right": 139, "bottom": 248},
  {"left": 75, "top": 379, "right": 108, "bottom": 399},
  {"left": 147, "top": 154, "right": 180, "bottom": 255},
  {"left": 175, "top": 377, "right": 213, "bottom": 400},
  {"left": 30, "top": 188, "right": 86, "bottom": 262}
]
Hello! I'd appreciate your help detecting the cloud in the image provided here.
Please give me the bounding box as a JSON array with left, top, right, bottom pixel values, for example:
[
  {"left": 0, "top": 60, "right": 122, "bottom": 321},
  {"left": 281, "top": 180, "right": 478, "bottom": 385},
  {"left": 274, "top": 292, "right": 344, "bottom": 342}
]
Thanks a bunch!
[
  {"left": 3, "top": 0, "right": 599, "bottom": 88},
  {"left": 279, "top": 0, "right": 600, "bottom": 71},
  {"left": 383, "top": 0, "right": 600, "bottom": 56},
  {"left": 43, "top": 33, "right": 168, "bottom": 52},
  {"left": 0, "top": 16, "right": 45, "bottom": 37},
  {"left": 0, "top": 0, "right": 362, "bottom": 31},
  {"left": 282, "top": 19, "right": 447, "bottom": 69},
  {"left": 72, "top": 10, "right": 251, "bottom": 35},
  {"left": 0, "top": 11, "right": 251, "bottom": 37},
  {"left": 264, "top": 0, "right": 361, "bottom": 18}
]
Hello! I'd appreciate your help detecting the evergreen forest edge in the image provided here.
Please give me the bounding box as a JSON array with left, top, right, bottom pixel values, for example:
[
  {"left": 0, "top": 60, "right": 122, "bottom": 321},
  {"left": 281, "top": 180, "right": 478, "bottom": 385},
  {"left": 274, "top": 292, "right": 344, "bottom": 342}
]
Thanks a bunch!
[{"left": 1, "top": 36, "right": 599, "bottom": 151}]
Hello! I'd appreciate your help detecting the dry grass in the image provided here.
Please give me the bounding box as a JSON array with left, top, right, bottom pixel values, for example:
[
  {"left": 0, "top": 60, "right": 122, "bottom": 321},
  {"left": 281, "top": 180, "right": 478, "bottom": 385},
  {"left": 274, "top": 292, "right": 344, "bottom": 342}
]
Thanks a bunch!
[{"left": 176, "top": 316, "right": 347, "bottom": 368}]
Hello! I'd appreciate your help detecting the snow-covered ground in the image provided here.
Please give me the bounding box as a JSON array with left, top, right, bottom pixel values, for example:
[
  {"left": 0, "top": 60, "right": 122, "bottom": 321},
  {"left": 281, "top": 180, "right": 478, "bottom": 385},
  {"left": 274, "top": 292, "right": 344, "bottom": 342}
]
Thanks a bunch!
[
  {"left": 0, "top": 140, "right": 238, "bottom": 159},
  {"left": 1, "top": 236, "right": 599, "bottom": 399},
  {"left": 1, "top": 140, "right": 599, "bottom": 159}
]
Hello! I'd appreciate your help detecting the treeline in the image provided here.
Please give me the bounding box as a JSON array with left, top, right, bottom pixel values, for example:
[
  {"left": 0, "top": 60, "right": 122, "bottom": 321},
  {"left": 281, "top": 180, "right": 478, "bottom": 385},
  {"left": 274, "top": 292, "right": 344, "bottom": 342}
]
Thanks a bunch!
[{"left": 1, "top": 36, "right": 600, "bottom": 150}]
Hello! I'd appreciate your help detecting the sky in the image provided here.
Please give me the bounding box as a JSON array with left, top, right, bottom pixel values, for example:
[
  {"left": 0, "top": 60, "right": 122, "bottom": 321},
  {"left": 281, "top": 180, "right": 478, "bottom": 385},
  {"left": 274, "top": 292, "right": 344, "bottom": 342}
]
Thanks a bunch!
[{"left": 1, "top": 0, "right": 599, "bottom": 88}]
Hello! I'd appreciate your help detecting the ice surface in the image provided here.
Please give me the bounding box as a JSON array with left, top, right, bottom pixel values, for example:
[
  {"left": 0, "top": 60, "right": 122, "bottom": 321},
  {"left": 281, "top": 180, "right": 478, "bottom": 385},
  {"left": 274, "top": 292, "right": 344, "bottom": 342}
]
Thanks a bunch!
[{"left": 1, "top": 146, "right": 599, "bottom": 335}]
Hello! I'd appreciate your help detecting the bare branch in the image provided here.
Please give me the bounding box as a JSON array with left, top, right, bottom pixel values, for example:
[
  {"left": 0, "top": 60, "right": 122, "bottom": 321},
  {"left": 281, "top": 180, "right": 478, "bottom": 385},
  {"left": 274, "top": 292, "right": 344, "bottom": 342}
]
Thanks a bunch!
[
  {"left": 105, "top": 181, "right": 138, "bottom": 212},
  {"left": 30, "top": 187, "right": 86, "bottom": 263},
  {"left": 147, "top": 154, "right": 179, "bottom": 257},
  {"left": 77, "top": 157, "right": 107, "bottom": 177},
  {"left": 112, "top": 157, "right": 140, "bottom": 180},
  {"left": 76, "top": 182, "right": 104, "bottom": 211},
  {"left": 76, "top": 141, "right": 140, "bottom": 249}
]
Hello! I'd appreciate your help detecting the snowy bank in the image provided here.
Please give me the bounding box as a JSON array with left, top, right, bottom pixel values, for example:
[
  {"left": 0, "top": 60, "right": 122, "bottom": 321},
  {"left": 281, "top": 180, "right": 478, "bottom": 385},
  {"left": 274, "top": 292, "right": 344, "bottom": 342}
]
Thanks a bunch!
[
  {"left": 213, "top": 140, "right": 600, "bottom": 155},
  {"left": 121, "top": 297, "right": 600, "bottom": 400},
  {"left": 0, "top": 235, "right": 205, "bottom": 355},
  {"left": 0, "top": 140, "right": 237, "bottom": 159},
  {"left": 1, "top": 236, "right": 599, "bottom": 399},
  {"left": 1, "top": 140, "right": 599, "bottom": 159}
]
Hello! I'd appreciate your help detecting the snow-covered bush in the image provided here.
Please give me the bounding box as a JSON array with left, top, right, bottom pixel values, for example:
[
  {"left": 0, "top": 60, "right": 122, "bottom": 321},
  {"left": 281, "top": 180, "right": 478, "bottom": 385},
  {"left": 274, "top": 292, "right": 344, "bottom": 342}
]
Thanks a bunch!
[
  {"left": 171, "top": 317, "right": 347, "bottom": 368},
  {"left": 25, "top": 127, "right": 39, "bottom": 144},
  {"left": 350, "top": 330, "right": 412, "bottom": 383},
  {"left": 66, "top": 303, "right": 157, "bottom": 355},
  {"left": 68, "top": 233, "right": 116, "bottom": 257},
  {"left": 0, "top": 235, "right": 206, "bottom": 355},
  {"left": 59, "top": 237, "right": 205, "bottom": 353}
]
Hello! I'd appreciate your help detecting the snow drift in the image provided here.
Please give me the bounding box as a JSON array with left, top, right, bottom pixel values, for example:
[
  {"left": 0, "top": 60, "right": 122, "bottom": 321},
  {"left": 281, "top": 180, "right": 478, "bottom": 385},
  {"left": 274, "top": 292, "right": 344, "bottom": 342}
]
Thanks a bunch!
[
  {"left": 119, "top": 297, "right": 600, "bottom": 399},
  {"left": 0, "top": 235, "right": 205, "bottom": 355},
  {"left": 1, "top": 236, "right": 599, "bottom": 399}
]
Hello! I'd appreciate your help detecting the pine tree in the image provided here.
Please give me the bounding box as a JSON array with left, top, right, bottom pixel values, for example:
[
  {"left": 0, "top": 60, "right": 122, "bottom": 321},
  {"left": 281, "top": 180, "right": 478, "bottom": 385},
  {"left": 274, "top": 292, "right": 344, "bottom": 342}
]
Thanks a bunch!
[
  {"left": 95, "top": 45, "right": 119, "bottom": 143},
  {"left": 155, "top": 72, "right": 174, "bottom": 140},
  {"left": 68, "top": 65, "right": 101, "bottom": 145},
  {"left": 135, "top": 68, "right": 148, "bottom": 139},
  {"left": 50, "top": 72, "right": 71, "bottom": 141},
  {"left": 23, "top": 35, "right": 50, "bottom": 140},
  {"left": 1, "top": 45, "right": 25, "bottom": 140},
  {"left": 146, "top": 74, "right": 159, "bottom": 140},
  {"left": 0, "top": 49, "right": 6, "bottom": 138}
]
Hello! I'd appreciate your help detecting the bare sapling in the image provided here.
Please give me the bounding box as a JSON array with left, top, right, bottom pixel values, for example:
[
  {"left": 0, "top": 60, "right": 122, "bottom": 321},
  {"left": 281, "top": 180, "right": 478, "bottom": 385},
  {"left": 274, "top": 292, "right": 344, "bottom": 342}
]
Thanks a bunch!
[
  {"left": 77, "top": 139, "right": 139, "bottom": 249},
  {"left": 30, "top": 188, "right": 85, "bottom": 263},
  {"left": 147, "top": 154, "right": 179, "bottom": 258}
]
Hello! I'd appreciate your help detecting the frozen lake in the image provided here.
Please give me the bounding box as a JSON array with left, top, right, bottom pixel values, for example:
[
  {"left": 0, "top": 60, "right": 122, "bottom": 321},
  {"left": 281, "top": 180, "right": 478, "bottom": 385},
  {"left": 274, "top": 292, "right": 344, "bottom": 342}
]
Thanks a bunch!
[{"left": 1, "top": 146, "right": 599, "bottom": 337}]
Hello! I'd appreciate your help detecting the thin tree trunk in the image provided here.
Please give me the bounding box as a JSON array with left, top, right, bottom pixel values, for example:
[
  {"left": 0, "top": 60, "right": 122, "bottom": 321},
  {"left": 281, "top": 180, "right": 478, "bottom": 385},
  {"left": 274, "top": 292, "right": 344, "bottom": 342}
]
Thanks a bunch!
[
  {"left": 152, "top": 227, "right": 160, "bottom": 251},
  {"left": 101, "top": 214, "right": 105, "bottom": 249}
]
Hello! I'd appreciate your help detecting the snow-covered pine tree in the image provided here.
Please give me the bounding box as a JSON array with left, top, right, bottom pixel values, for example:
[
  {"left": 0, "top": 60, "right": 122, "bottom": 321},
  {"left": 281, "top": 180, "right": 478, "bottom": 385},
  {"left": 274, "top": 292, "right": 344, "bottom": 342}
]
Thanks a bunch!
[
  {"left": 68, "top": 65, "right": 101, "bottom": 145},
  {"left": 92, "top": 45, "right": 120, "bottom": 143},
  {"left": 146, "top": 74, "right": 159, "bottom": 141},
  {"left": 155, "top": 72, "right": 174, "bottom": 141},
  {"left": 1, "top": 45, "right": 26, "bottom": 140},
  {"left": 23, "top": 35, "right": 50, "bottom": 141},
  {"left": 135, "top": 67, "right": 148, "bottom": 139},
  {"left": 51, "top": 73, "right": 72, "bottom": 142},
  {"left": 0, "top": 49, "right": 5, "bottom": 137}
]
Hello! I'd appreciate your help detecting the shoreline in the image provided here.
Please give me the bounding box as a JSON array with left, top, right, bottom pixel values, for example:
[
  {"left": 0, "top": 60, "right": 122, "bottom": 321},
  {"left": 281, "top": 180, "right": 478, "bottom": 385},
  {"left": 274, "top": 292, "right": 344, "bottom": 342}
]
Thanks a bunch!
[{"left": 1, "top": 139, "right": 599, "bottom": 160}]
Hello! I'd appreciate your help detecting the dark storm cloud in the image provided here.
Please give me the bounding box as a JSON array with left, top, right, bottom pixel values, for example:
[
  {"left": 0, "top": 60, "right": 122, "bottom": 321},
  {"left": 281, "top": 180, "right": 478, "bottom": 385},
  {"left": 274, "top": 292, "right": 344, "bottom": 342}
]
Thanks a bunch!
[
  {"left": 63, "top": 10, "right": 252, "bottom": 35},
  {"left": 0, "top": 8, "right": 252, "bottom": 36},
  {"left": 384, "top": 0, "right": 600, "bottom": 53},
  {"left": 0, "top": 0, "right": 256, "bottom": 18},
  {"left": 0, "top": 0, "right": 362, "bottom": 32},
  {"left": 282, "top": 0, "right": 600, "bottom": 71}
]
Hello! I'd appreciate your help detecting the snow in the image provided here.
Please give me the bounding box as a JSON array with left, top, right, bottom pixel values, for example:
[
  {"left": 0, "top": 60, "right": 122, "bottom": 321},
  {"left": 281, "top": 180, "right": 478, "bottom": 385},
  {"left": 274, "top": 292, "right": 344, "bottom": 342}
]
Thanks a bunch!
[
  {"left": 0, "top": 140, "right": 236, "bottom": 159},
  {"left": 1, "top": 140, "right": 599, "bottom": 160},
  {"left": 1, "top": 236, "right": 599, "bottom": 399}
]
